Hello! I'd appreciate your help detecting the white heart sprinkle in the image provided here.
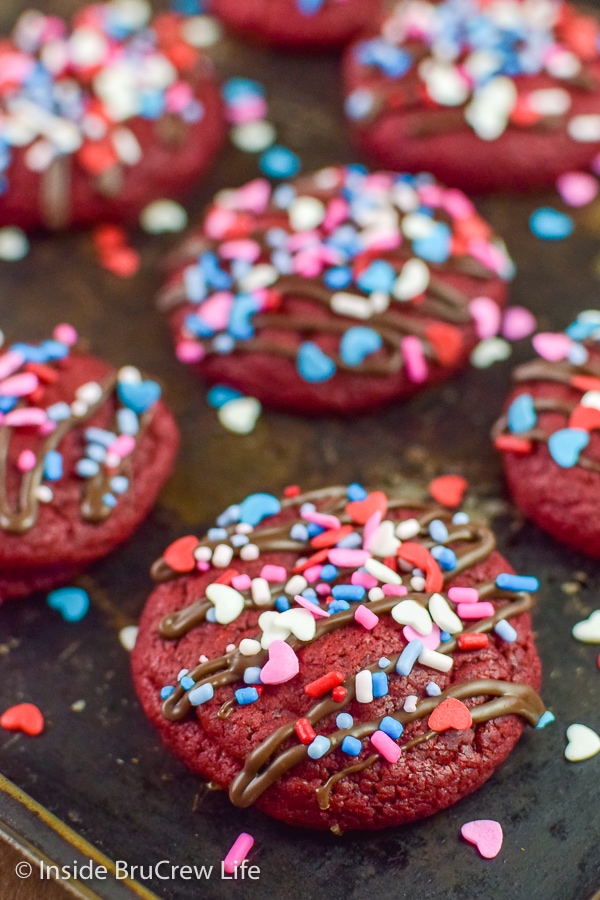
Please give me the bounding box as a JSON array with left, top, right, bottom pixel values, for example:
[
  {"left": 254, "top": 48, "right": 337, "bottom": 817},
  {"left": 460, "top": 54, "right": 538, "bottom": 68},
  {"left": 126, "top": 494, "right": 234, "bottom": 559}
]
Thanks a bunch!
[
  {"left": 218, "top": 397, "right": 262, "bottom": 435},
  {"left": 393, "top": 258, "right": 430, "bottom": 301},
  {"left": 423, "top": 62, "right": 469, "bottom": 107},
  {"left": 572, "top": 610, "right": 600, "bottom": 643},
  {"left": 580, "top": 391, "right": 600, "bottom": 411},
  {"left": 470, "top": 337, "right": 511, "bottom": 368},
  {"left": 565, "top": 724, "right": 600, "bottom": 762},
  {"left": 279, "top": 608, "right": 316, "bottom": 642},
  {"left": 429, "top": 593, "right": 463, "bottom": 634},
  {"left": 465, "top": 77, "right": 516, "bottom": 140},
  {"left": 140, "top": 199, "right": 187, "bottom": 234},
  {"left": 391, "top": 599, "right": 433, "bottom": 635},
  {"left": 330, "top": 292, "right": 373, "bottom": 320},
  {"left": 205, "top": 583, "right": 245, "bottom": 624},
  {"left": 258, "top": 610, "right": 292, "bottom": 649},
  {"left": 367, "top": 520, "right": 401, "bottom": 557},
  {"left": 119, "top": 625, "right": 138, "bottom": 651}
]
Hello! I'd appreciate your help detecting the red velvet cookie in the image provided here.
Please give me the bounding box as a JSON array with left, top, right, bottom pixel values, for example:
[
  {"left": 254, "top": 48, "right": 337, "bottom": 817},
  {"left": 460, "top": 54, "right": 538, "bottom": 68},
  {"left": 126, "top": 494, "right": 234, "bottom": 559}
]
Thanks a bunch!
[
  {"left": 209, "top": 0, "right": 382, "bottom": 49},
  {"left": 0, "top": 2, "right": 225, "bottom": 231},
  {"left": 158, "top": 166, "right": 513, "bottom": 415},
  {"left": 0, "top": 324, "right": 178, "bottom": 600},
  {"left": 132, "top": 483, "right": 546, "bottom": 832},
  {"left": 343, "top": 0, "right": 600, "bottom": 192},
  {"left": 494, "top": 310, "right": 600, "bottom": 558}
]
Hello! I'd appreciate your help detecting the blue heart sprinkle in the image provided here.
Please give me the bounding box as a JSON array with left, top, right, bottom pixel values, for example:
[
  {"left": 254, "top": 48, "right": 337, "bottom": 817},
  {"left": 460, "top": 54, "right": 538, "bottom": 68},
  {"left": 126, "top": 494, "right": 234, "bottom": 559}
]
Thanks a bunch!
[
  {"left": 412, "top": 222, "right": 451, "bottom": 263},
  {"left": 207, "top": 384, "right": 243, "bottom": 409},
  {"left": 536, "top": 710, "right": 556, "bottom": 730},
  {"left": 117, "top": 380, "right": 161, "bottom": 414},
  {"left": 507, "top": 393, "right": 537, "bottom": 434},
  {"left": 239, "top": 492, "right": 281, "bottom": 527},
  {"left": 529, "top": 208, "right": 574, "bottom": 241},
  {"left": 228, "top": 294, "right": 259, "bottom": 340},
  {"left": 47, "top": 587, "right": 90, "bottom": 623},
  {"left": 548, "top": 428, "right": 590, "bottom": 468},
  {"left": 340, "top": 327, "right": 383, "bottom": 367},
  {"left": 296, "top": 0, "right": 324, "bottom": 15},
  {"left": 356, "top": 260, "right": 396, "bottom": 295},
  {"left": 297, "top": 342, "right": 336, "bottom": 383}
]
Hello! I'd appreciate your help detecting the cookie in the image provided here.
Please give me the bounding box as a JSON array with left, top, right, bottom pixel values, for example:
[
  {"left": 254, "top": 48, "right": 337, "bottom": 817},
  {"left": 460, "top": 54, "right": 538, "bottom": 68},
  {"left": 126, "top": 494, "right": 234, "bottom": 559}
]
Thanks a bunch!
[
  {"left": 0, "top": 324, "right": 178, "bottom": 600},
  {"left": 494, "top": 310, "right": 600, "bottom": 558},
  {"left": 210, "top": 0, "right": 381, "bottom": 49},
  {"left": 0, "top": 2, "right": 224, "bottom": 231},
  {"left": 343, "top": 0, "right": 600, "bottom": 192},
  {"left": 132, "top": 483, "right": 546, "bottom": 832},
  {"left": 157, "top": 165, "right": 513, "bottom": 414}
]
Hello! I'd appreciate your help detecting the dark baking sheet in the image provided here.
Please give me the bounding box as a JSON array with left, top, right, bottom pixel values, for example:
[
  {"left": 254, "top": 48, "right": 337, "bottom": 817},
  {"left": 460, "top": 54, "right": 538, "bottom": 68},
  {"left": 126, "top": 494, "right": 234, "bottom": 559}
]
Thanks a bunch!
[{"left": 1, "top": 1, "right": 600, "bottom": 897}]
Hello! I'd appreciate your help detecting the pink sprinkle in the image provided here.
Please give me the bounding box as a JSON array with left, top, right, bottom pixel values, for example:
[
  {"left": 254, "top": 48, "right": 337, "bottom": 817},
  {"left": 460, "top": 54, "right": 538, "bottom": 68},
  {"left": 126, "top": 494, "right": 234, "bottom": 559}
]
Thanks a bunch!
[
  {"left": 196, "top": 292, "right": 233, "bottom": 331},
  {"left": 556, "top": 171, "right": 599, "bottom": 208},
  {"left": 448, "top": 587, "right": 479, "bottom": 604},
  {"left": 53, "top": 323, "right": 78, "bottom": 346},
  {"left": 0, "top": 372, "right": 38, "bottom": 397},
  {"left": 468, "top": 239, "right": 504, "bottom": 275},
  {"left": 532, "top": 331, "right": 572, "bottom": 362},
  {"left": 165, "top": 81, "right": 194, "bottom": 114},
  {"left": 352, "top": 571, "right": 378, "bottom": 589},
  {"left": 371, "top": 729, "right": 401, "bottom": 763},
  {"left": 39, "top": 420, "right": 56, "bottom": 436},
  {"left": 401, "top": 336, "right": 428, "bottom": 383},
  {"left": 196, "top": 560, "right": 210, "bottom": 572},
  {"left": 293, "top": 251, "right": 323, "bottom": 279},
  {"left": 418, "top": 184, "right": 444, "bottom": 207},
  {"left": 176, "top": 341, "right": 204, "bottom": 364},
  {"left": 260, "top": 564, "right": 287, "bottom": 583},
  {"left": 204, "top": 207, "right": 236, "bottom": 239},
  {"left": 457, "top": 601, "right": 495, "bottom": 619},
  {"left": 109, "top": 435, "right": 135, "bottom": 459},
  {"left": 302, "top": 510, "right": 341, "bottom": 529},
  {"left": 226, "top": 97, "right": 267, "bottom": 124},
  {"left": 382, "top": 584, "right": 408, "bottom": 596},
  {"left": 303, "top": 565, "right": 322, "bottom": 584},
  {"left": 501, "top": 307, "right": 537, "bottom": 341},
  {"left": 354, "top": 604, "right": 378, "bottom": 630},
  {"left": 0, "top": 350, "right": 25, "bottom": 381},
  {"left": 328, "top": 549, "right": 371, "bottom": 568},
  {"left": 223, "top": 833, "right": 254, "bottom": 875},
  {"left": 287, "top": 231, "right": 320, "bottom": 252},
  {"left": 219, "top": 240, "right": 261, "bottom": 263},
  {"left": 322, "top": 197, "right": 349, "bottom": 233},
  {"left": 232, "top": 574, "right": 252, "bottom": 591},
  {"left": 442, "top": 188, "right": 475, "bottom": 220},
  {"left": 294, "top": 594, "right": 330, "bottom": 618},
  {"left": 17, "top": 449, "right": 36, "bottom": 472},
  {"left": 363, "top": 230, "right": 402, "bottom": 252},
  {"left": 404, "top": 622, "right": 440, "bottom": 649},
  {"left": 315, "top": 582, "right": 330, "bottom": 595},
  {"left": 232, "top": 179, "right": 271, "bottom": 215},
  {"left": 469, "top": 296, "right": 501, "bottom": 339},
  {"left": 363, "top": 509, "right": 382, "bottom": 550},
  {"left": 4, "top": 408, "right": 47, "bottom": 427}
]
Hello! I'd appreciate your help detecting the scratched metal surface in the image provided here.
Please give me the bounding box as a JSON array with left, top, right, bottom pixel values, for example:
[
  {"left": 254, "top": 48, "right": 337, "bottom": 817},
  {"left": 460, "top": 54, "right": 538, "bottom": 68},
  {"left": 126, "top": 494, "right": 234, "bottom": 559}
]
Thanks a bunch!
[{"left": 0, "top": 1, "right": 599, "bottom": 898}]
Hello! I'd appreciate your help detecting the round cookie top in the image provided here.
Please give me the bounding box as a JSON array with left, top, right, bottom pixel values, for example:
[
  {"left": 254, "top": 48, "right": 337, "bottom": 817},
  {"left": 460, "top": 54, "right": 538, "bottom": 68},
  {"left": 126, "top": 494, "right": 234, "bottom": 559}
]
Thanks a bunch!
[
  {"left": 158, "top": 165, "right": 513, "bottom": 414},
  {"left": 0, "top": 324, "right": 178, "bottom": 577},
  {"left": 343, "top": 0, "right": 600, "bottom": 190},
  {"left": 133, "top": 483, "right": 546, "bottom": 831},
  {"left": 494, "top": 310, "right": 600, "bottom": 556},
  {"left": 0, "top": 0, "right": 223, "bottom": 229}
]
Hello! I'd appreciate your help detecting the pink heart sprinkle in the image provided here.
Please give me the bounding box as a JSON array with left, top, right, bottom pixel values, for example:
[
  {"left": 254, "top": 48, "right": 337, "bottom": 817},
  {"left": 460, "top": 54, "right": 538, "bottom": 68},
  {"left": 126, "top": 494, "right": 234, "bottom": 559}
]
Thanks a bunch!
[
  {"left": 363, "top": 509, "right": 383, "bottom": 551},
  {"left": 501, "top": 307, "right": 537, "bottom": 341},
  {"left": 469, "top": 296, "right": 502, "bottom": 339},
  {"left": 556, "top": 172, "right": 599, "bottom": 208},
  {"left": 461, "top": 820, "right": 503, "bottom": 859},
  {"left": 234, "top": 179, "right": 271, "bottom": 214},
  {"left": 532, "top": 332, "right": 573, "bottom": 361},
  {"left": 403, "top": 622, "right": 441, "bottom": 649},
  {"left": 260, "top": 640, "right": 299, "bottom": 685},
  {"left": 197, "top": 291, "right": 233, "bottom": 331}
]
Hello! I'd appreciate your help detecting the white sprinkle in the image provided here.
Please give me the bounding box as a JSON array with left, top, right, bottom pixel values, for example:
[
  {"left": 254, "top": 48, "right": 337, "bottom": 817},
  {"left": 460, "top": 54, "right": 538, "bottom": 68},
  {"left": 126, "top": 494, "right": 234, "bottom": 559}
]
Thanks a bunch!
[
  {"left": 218, "top": 397, "right": 261, "bottom": 435},
  {"left": 71, "top": 699, "right": 86, "bottom": 712},
  {"left": 238, "top": 264, "right": 278, "bottom": 292},
  {"left": 285, "top": 574, "right": 308, "bottom": 596},
  {"left": 368, "top": 587, "right": 385, "bottom": 602},
  {"left": 404, "top": 695, "right": 417, "bottom": 712},
  {"left": 212, "top": 543, "right": 234, "bottom": 568},
  {"left": 330, "top": 292, "right": 373, "bottom": 320},
  {"left": 113, "top": 127, "right": 142, "bottom": 166},
  {"left": 70, "top": 27, "right": 109, "bottom": 67},
  {"left": 364, "top": 558, "right": 402, "bottom": 584},
  {"left": 568, "top": 115, "right": 600, "bottom": 143},
  {"left": 119, "top": 625, "right": 138, "bottom": 651},
  {"left": 182, "top": 15, "right": 223, "bottom": 47},
  {"left": 428, "top": 593, "right": 463, "bottom": 634},
  {"left": 418, "top": 648, "right": 453, "bottom": 672},
  {"left": 70, "top": 400, "right": 88, "bottom": 418},
  {"left": 395, "top": 518, "right": 420, "bottom": 540},
  {"left": 410, "top": 576, "right": 426, "bottom": 591},
  {"left": 527, "top": 87, "right": 571, "bottom": 116},
  {"left": 393, "top": 258, "right": 429, "bottom": 301},
  {"left": 118, "top": 366, "right": 142, "bottom": 384},
  {"left": 251, "top": 577, "right": 272, "bottom": 607},
  {"left": 194, "top": 545, "right": 212, "bottom": 562},
  {"left": 470, "top": 337, "right": 511, "bottom": 368},
  {"left": 76, "top": 381, "right": 103, "bottom": 405},
  {"left": 289, "top": 196, "right": 325, "bottom": 231},
  {"left": 140, "top": 199, "right": 188, "bottom": 234},
  {"left": 355, "top": 669, "right": 373, "bottom": 703},
  {"left": 240, "top": 543, "right": 260, "bottom": 561},
  {"left": 239, "top": 638, "right": 261, "bottom": 656},
  {"left": 231, "top": 120, "right": 276, "bottom": 153},
  {"left": 0, "top": 227, "right": 29, "bottom": 262},
  {"left": 36, "top": 485, "right": 53, "bottom": 503}
]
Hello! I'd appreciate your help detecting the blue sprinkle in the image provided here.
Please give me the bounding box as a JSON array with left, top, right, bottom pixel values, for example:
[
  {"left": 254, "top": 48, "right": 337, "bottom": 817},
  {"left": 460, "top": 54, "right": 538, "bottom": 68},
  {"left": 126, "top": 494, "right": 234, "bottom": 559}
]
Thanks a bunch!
[
  {"left": 530, "top": 207, "right": 574, "bottom": 241},
  {"left": 324, "top": 267, "right": 352, "bottom": 290},
  {"left": 160, "top": 686, "right": 174, "bottom": 700},
  {"left": 300, "top": 502, "right": 316, "bottom": 516},
  {"left": 117, "top": 408, "right": 139, "bottom": 436},
  {"left": 110, "top": 476, "right": 129, "bottom": 494},
  {"left": 320, "top": 564, "right": 338, "bottom": 581},
  {"left": 222, "top": 78, "right": 264, "bottom": 104},
  {"left": 396, "top": 639, "right": 423, "bottom": 676},
  {"left": 536, "top": 710, "right": 555, "bottom": 729},
  {"left": 413, "top": 222, "right": 451, "bottom": 263},
  {"left": 228, "top": 294, "right": 259, "bottom": 340},
  {"left": 86, "top": 444, "right": 107, "bottom": 464},
  {"left": 341, "top": 735, "right": 362, "bottom": 756},
  {"left": 372, "top": 671, "right": 388, "bottom": 698},
  {"left": 239, "top": 492, "right": 281, "bottom": 526},
  {"left": 440, "top": 630, "right": 452, "bottom": 642},
  {"left": 380, "top": 716, "right": 403, "bottom": 740},
  {"left": 296, "top": 0, "right": 324, "bottom": 14},
  {"left": 207, "top": 385, "right": 243, "bottom": 409},
  {"left": 43, "top": 450, "right": 63, "bottom": 482},
  {"left": 494, "top": 619, "right": 517, "bottom": 642},
  {"left": 496, "top": 573, "right": 540, "bottom": 593},
  {"left": 188, "top": 683, "right": 214, "bottom": 706},
  {"left": 332, "top": 584, "right": 365, "bottom": 602},
  {"left": 75, "top": 459, "right": 99, "bottom": 478},
  {"left": 301, "top": 588, "right": 318, "bottom": 601},
  {"left": 307, "top": 735, "right": 331, "bottom": 759},
  {"left": 235, "top": 687, "right": 259, "bottom": 705},
  {"left": 426, "top": 682, "right": 441, "bottom": 696},
  {"left": 436, "top": 547, "right": 457, "bottom": 572},
  {"left": 272, "top": 183, "right": 296, "bottom": 209},
  {"left": 217, "top": 504, "right": 241, "bottom": 527},
  {"left": 347, "top": 483, "right": 367, "bottom": 501},
  {"left": 183, "top": 265, "right": 206, "bottom": 303},
  {"left": 40, "top": 339, "right": 69, "bottom": 360},
  {"left": 307, "top": 522, "right": 325, "bottom": 538},
  {"left": 568, "top": 343, "right": 588, "bottom": 366},
  {"left": 275, "top": 596, "right": 291, "bottom": 612},
  {"left": 336, "top": 532, "right": 362, "bottom": 549},
  {"left": 46, "top": 401, "right": 71, "bottom": 422},
  {"left": 230, "top": 534, "right": 249, "bottom": 547},
  {"left": 428, "top": 519, "right": 449, "bottom": 543},
  {"left": 207, "top": 527, "right": 228, "bottom": 541},
  {"left": 290, "top": 523, "right": 309, "bottom": 542},
  {"left": 340, "top": 327, "right": 383, "bottom": 367},
  {"left": 102, "top": 493, "right": 117, "bottom": 508},
  {"left": 356, "top": 260, "right": 396, "bottom": 294},
  {"left": 378, "top": 656, "right": 390, "bottom": 668},
  {"left": 259, "top": 146, "right": 301, "bottom": 179},
  {"left": 297, "top": 341, "right": 336, "bottom": 383},
  {"left": 85, "top": 427, "right": 116, "bottom": 447},
  {"left": 507, "top": 393, "right": 537, "bottom": 434},
  {"left": 46, "top": 587, "right": 90, "bottom": 623},
  {"left": 265, "top": 227, "right": 288, "bottom": 248},
  {"left": 206, "top": 608, "right": 217, "bottom": 622},
  {"left": 452, "top": 512, "right": 469, "bottom": 525},
  {"left": 0, "top": 397, "right": 17, "bottom": 413},
  {"left": 336, "top": 713, "right": 353, "bottom": 729},
  {"left": 180, "top": 675, "right": 195, "bottom": 691},
  {"left": 271, "top": 249, "right": 293, "bottom": 274},
  {"left": 344, "top": 88, "right": 374, "bottom": 120},
  {"left": 213, "top": 334, "right": 235, "bottom": 354},
  {"left": 329, "top": 600, "right": 350, "bottom": 614}
]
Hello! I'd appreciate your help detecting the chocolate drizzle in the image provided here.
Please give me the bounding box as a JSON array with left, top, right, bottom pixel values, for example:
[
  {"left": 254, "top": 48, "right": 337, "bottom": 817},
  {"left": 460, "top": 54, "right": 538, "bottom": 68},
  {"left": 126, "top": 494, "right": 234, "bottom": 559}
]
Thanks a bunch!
[{"left": 153, "top": 486, "right": 546, "bottom": 810}]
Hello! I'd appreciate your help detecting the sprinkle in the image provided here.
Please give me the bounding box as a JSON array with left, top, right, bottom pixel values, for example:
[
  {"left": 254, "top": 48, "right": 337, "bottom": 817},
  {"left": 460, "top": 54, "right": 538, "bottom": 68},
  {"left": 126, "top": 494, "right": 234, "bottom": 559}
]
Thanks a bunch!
[
  {"left": 565, "top": 724, "right": 600, "bottom": 762},
  {"left": 188, "top": 683, "right": 214, "bottom": 706},
  {"left": 336, "top": 713, "right": 353, "bottom": 729},
  {"left": 403, "top": 695, "right": 417, "bottom": 713},
  {"left": 461, "top": 820, "right": 503, "bottom": 860},
  {"left": 379, "top": 716, "right": 403, "bottom": 740},
  {"left": 371, "top": 729, "right": 401, "bottom": 763},
  {"left": 494, "top": 620, "right": 517, "bottom": 642},
  {"left": 295, "top": 718, "right": 317, "bottom": 745},
  {"left": 239, "top": 638, "right": 261, "bottom": 656},
  {"left": 426, "top": 682, "right": 441, "bottom": 696},
  {"left": 418, "top": 648, "right": 453, "bottom": 672},
  {"left": 428, "top": 475, "right": 468, "bottom": 508},
  {"left": 46, "top": 586, "right": 89, "bottom": 622},
  {"left": 17, "top": 449, "right": 36, "bottom": 472},
  {"left": 331, "top": 685, "right": 346, "bottom": 702},
  {"left": 529, "top": 208, "right": 574, "bottom": 241},
  {"left": 457, "top": 633, "right": 489, "bottom": 650},
  {"left": 235, "top": 687, "right": 259, "bottom": 705},
  {"left": 331, "top": 584, "right": 365, "bottom": 602},
  {"left": 328, "top": 548, "right": 371, "bottom": 568},
  {"left": 457, "top": 602, "right": 495, "bottom": 620},
  {"left": 495, "top": 573, "right": 539, "bottom": 592},
  {"left": 355, "top": 669, "right": 374, "bottom": 703},
  {"left": 364, "top": 558, "right": 401, "bottom": 584},
  {"left": 242, "top": 667, "right": 262, "bottom": 685},
  {"left": 372, "top": 671, "right": 388, "bottom": 698},
  {"left": 556, "top": 172, "right": 598, "bottom": 208},
  {"left": 0, "top": 228, "right": 29, "bottom": 261},
  {"left": 0, "top": 703, "right": 44, "bottom": 736},
  {"left": 140, "top": 199, "right": 188, "bottom": 234},
  {"left": 396, "top": 639, "right": 423, "bottom": 676},
  {"left": 119, "top": 626, "right": 138, "bottom": 651},
  {"left": 231, "top": 120, "right": 276, "bottom": 153},
  {"left": 470, "top": 337, "right": 512, "bottom": 368},
  {"left": 259, "top": 146, "right": 301, "bottom": 179},
  {"left": 304, "top": 671, "right": 344, "bottom": 698},
  {"left": 223, "top": 834, "right": 255, "bottom": 875},
  {"left": 341, "top": 735, "right": 362, "bottom": 756},
  {"left": 307, "top": 735, "right": 331, "bottom": 759}
]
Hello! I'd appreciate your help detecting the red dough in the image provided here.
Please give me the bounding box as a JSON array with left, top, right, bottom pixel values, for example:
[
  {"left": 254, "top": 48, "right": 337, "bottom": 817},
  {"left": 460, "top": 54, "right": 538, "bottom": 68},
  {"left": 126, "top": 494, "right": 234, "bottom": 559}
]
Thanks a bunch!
[
  {"left": 0, "top": 329, "right": 179, "bottom": 600},
  {"left": 132, "top": 485, "right": 544, "bottom": 831},
  {"left": 343, "top": 0, "right": 600, "bottom": 192},
  {"left": 158, "top": 166, "right": 512, "bottom": 415},
  {"left": 0, "top": 4, "right": 225, "bottom": 231},
  {"left": 210, "top": 0, "right": 382, "bottom": 49}
]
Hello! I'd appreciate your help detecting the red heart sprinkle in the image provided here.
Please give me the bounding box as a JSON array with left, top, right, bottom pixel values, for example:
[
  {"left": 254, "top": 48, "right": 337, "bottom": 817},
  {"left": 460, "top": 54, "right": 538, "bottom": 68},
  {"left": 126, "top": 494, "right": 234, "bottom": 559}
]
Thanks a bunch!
[
  {"left": 569, "top": 406, "right": 600, "bottom": 432},
  {"left": 429, "top": 475, "right": 468, "bottom": 508},
  {"left": 163, "top": 535, "right": 198, "bottom": 572},
  {"left": 571, "top": 375, "right": 600, "bottom": 392},
  {"left": 346, "top": 491, "right": 388, "bottom": 525},
  {"left": 425, "top": 323, "right": 464, "bottom": 367},
  {"left": 397, "top": 542, "right": 431, "bottom": 570},
  {"left": 428, "top": 697, "right": 473, "bottom": 732},
  {"left": 494, "top": 435, "right": 533, "bottom": 455},
  {"left": 1, "top": 703, "right": 44, "bottom": 736}
]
